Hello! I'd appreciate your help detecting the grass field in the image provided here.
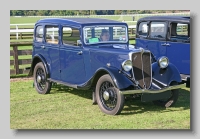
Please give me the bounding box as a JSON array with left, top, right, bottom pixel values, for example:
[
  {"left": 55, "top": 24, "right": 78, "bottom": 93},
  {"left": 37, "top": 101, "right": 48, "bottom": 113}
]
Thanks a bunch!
[{"left": 10, "top": 79, "right": 190, "bottom": 129}]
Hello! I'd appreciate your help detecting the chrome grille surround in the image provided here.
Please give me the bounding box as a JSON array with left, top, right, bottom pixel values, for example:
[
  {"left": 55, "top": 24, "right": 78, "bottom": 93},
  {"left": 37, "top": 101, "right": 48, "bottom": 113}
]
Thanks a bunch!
[{"left": 128, "top": 48, "right": 152, "bottom": 89}]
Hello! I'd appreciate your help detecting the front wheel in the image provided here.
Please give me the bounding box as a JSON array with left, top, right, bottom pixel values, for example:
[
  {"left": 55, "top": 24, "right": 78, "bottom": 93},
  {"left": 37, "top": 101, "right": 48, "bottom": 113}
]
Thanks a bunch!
[
  {"left": 152, "top": 82, "right": 179, "bottom": 107},
  {"left": 33, "top": 62, "right": 52, "bottom": 94},
  {"left": 95, "top": 74, "right": 125, "bottom": 115}
]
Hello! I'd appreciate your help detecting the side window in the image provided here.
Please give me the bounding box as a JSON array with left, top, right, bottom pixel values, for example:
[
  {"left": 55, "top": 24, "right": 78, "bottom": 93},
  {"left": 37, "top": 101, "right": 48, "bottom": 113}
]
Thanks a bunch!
[
  {"left": 35, "top": 25, "right": 43, "bottom": 42},
  {"left": 45, "top": 25, "right": 59, "bottom": 44},
  {"left": 62, "top": 27, "right": 80, "bottom": 46},
  {"left": 138, "top": 22, "right": 148, "bottom": 37},
  {"left": 150, "top": 22, "right": 167, "bottom": 39},
  {"left": 170, "top": 23, "right": 190, "bottom": 42}
]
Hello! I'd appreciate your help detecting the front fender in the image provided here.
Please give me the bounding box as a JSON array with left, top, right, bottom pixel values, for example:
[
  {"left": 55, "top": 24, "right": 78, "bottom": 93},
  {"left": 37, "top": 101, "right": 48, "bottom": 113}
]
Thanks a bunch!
[
  {"left": 152, "top": 62, "right": 181, "bottom": 86},
  {"left": 93, "top": 66, "right": 135, "bottom": 91},
  {"left": 28, "top": 54, "right": 50, "bottom": 78}
]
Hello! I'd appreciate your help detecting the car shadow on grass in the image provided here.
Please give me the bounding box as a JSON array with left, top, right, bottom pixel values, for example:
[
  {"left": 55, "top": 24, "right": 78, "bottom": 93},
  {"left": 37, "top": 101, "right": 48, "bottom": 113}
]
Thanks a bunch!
[
  {"left": 50, "top": 83, "right": 190, "bottom": 115},
  {"left": 50, "top": 83, "right": 92, "bottom": 100},
  {"left": 120, "top": 88, "right": 190, "bottom": 115}
]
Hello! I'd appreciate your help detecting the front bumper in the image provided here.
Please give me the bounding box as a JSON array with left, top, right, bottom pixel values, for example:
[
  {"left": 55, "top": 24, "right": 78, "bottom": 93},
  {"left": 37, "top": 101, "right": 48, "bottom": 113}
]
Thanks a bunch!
[
  {"left": 180, "top": 74, "right": 190, "bottom": 88},
  {"left": 119, "top": 83, "right": 185, "bottom": 95}
]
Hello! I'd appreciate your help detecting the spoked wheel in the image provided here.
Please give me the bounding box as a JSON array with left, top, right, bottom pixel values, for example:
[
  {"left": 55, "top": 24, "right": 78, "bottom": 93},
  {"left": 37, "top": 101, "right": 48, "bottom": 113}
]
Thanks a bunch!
[
  {"left": 96, "top": 74, "right": 124, "bottom": 115},
  {"left": 33, "top": 62, "right": 52, "bottom": 94},
  {"left": 152, "top": 82, "right": 179, "bottom": 107}
]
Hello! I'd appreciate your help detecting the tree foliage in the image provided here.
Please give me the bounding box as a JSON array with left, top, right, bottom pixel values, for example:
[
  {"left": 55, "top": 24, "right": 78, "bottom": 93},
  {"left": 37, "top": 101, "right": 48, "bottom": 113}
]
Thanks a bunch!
[{"left": 10, "top": 10, "right": 189, "bottom": 16}]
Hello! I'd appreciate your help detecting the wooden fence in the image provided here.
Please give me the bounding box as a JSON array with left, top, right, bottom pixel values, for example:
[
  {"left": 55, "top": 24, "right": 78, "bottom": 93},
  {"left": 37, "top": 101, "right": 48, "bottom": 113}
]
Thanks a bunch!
[{"left": 10, "top": 42, "right": 32, "bottom": 75}]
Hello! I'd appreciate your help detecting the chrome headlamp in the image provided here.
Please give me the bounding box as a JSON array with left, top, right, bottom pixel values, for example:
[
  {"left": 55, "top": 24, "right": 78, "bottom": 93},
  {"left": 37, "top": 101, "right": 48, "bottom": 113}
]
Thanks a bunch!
[
  {"left": 157, "top": 56, "right": 169, "bottom": 69},
  {"left": 122, "top": 60, "right": 132, "bottom": 72}
]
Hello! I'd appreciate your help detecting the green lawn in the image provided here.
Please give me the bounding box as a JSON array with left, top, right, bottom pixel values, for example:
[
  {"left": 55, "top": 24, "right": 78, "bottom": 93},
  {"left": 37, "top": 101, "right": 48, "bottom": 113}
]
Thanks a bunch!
[{"left": 10, "top": 79, "right": 190, "bottom": 129}]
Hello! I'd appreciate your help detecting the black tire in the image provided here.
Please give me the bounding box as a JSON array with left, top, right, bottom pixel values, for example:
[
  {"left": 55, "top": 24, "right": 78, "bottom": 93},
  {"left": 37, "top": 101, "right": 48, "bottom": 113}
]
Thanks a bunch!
[
  {"left": 33, "top": 62, "right": 52, "bottom": 94},
  {"left": 95, "top": 74, "right": 125, "bottom": 115},
  {"left": 152, "top": 82, "right": 179, "bottom": 107}
]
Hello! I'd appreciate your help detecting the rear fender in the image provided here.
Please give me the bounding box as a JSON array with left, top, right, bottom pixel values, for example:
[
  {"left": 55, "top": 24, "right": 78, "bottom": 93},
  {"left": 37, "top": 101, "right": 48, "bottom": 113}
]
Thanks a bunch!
[{"left": 28, "top": 54, "right": 50, "bottom": 78}]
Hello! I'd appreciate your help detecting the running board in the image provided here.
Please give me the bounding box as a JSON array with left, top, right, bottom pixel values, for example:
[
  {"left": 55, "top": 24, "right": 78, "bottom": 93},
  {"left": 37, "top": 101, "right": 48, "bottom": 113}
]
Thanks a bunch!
[{"left": 48, "top": 79, "right": 77, "bottom": 88}]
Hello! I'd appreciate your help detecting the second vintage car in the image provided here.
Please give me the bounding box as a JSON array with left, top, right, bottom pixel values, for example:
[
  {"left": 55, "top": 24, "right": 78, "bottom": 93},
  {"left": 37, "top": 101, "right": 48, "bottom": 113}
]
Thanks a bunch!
[
  {"left": 28, "top": 18, "right": 185, "bottom": 115},
  {"left": 135, "top": 16, "right": 190, "bottom": 87}
]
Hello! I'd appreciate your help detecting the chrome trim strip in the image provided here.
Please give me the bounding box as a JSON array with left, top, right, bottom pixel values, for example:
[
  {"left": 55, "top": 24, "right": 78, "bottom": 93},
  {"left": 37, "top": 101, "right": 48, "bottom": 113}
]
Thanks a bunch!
[
  {"left": 140, "top": 48, "right": 146, "bottom": 88},
  {"left": 147, "top": 51, "right": 152, "bottom": 89},
  {"left": 152, "top": 78, "right": 167, "bottom": 87},
  {"left": 120, "top": 83, "right": 185, "bottom": 95},
  {"left": 152, "top": 82, "right": 161, "bottom": 89}
]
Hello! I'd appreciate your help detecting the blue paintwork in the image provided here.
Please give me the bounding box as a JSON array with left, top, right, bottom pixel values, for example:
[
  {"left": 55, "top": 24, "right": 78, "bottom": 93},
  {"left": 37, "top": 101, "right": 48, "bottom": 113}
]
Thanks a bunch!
[
  {"left": 136, "top": 16, "right": 190, "bottom": 77},
  {"left": 59, "top": 45, "right": 86, "bottom": 84},
  {"left": 136, "top": 38, "right": 167, "bottom": 59},
  {"left": 29, "top": 18, "right": 183, "bottom": 91},
  {"left": 152, "top": 62, "right": 181, "bottom": 85},
  {"left": 91, "top": 66, "right": 134, "bottom": 90},
  {"left": 29, "top": 54, "right": 50, "bottom": 77},
  {"left": 42, "top": 43, "right": 60, "bottom": 80},
  {"left": 136, "top": 37, "right": 190, "bottom": 76},
  {"left": 166, "top": 41, "right": 190, "bottom": 75}
]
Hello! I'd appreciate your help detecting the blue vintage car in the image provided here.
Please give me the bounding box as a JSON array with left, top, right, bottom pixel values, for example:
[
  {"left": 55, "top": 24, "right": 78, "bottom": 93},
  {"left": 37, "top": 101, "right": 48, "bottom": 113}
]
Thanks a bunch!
[
  {"left": 28, "top": 18, "right": 185, "bottom": 115},
  {"left": 135, "top": 16, "right": 190, "bottom": 87}
]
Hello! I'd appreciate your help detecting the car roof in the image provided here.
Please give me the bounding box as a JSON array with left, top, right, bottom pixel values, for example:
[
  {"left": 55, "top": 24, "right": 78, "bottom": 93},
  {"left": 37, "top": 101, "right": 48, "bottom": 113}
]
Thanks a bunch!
[
  {"left": 36, "top": 18, "right": 126, "bottom": 26},
  {"left": 137, "top": 16, "right": 190, "bottom": 23}
]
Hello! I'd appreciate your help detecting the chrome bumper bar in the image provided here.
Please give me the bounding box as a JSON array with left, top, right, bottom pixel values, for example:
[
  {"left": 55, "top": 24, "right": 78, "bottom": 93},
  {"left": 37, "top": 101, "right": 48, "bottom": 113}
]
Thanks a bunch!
[{"left": 120, "top": 83, "right": 185, "bottom": 95}]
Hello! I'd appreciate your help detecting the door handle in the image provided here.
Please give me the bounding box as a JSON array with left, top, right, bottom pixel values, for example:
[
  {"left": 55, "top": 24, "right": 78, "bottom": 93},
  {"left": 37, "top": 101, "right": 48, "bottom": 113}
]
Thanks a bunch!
[
  {"left": 161, "top": 43, "right": 170, "bottom": 46},
  {"left": 41, "top": 46, "right": 45, "bottom": 49},
  {"left": 77, "top": 51, "right": 83, "bottom": 55}
]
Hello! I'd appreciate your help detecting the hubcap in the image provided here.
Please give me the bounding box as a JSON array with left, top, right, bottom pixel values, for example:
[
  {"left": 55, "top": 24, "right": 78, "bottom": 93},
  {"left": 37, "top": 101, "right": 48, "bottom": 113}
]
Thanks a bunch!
[
  {"left": 103, "top": 91, "right": 110, "bottom": 100},
  {"left": 37, "top": 75, "right": 42, "bottom": 83}
]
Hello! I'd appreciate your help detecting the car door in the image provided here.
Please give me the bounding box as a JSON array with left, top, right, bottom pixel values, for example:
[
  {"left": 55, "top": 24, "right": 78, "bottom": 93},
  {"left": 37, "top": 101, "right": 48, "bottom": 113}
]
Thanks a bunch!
[
  {"left": 59, "top": 26, "right": 86, "bottom": 84},
  {"left": 136, "top": 21, "right": 168, "bottom": 60},
  {"left": 166, "top": 22, "right": 190, "bottom": 75},
  {"left": 43, "top": 24, "right": 60, "bottom": 80}
]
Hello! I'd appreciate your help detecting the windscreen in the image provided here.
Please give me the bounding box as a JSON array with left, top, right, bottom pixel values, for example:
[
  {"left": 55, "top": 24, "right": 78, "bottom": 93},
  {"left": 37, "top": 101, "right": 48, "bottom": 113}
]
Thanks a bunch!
[{"left": 83, "top": 25, "right": 128, "bottom": 44}]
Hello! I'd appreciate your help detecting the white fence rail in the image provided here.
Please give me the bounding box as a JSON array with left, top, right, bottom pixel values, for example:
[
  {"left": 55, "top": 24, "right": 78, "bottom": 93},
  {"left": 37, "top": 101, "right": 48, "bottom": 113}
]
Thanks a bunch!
[{"left": 10, "top": 24, "right": 136, "bottom": 40}]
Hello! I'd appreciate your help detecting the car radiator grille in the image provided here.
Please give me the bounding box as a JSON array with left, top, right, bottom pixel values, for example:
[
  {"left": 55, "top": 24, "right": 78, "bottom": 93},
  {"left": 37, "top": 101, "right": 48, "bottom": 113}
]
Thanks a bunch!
[{"left": 131, "top": 52, "right": 152, "bottom": 89}]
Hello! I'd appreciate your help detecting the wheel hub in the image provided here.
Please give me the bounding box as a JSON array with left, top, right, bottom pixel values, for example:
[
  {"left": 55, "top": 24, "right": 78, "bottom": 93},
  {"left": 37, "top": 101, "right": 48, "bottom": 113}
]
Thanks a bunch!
[
  {"left": 37, "top": 74, "right": 45, "bottom": 83},
  {"left": 103, "top": 91, "right": 110, "bottom": 101},
  {"left": 37, "top": 75, "right": 42, "bottom": 83}
]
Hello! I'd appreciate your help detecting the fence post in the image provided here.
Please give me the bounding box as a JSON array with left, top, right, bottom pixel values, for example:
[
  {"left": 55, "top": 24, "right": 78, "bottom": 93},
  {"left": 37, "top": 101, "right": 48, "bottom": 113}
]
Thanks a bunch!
[
  {"left": 13, "top": 45, "right": 19, "bottom": 74},
  {"left": 131, "top": 28, "right": 133, "bottom": 35}
]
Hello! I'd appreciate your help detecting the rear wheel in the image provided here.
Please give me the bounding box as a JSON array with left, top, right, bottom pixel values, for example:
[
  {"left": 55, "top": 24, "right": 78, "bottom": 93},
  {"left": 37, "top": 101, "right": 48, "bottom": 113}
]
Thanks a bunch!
[
  {"left": 33, "top": 62, "right": 52, "bottom": 94},
  {"left": 95, "top": 74, "right": 125, "bottom": 115},
  {"left": 153, "top": 82, "right": 179, "bottom": 107}
]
